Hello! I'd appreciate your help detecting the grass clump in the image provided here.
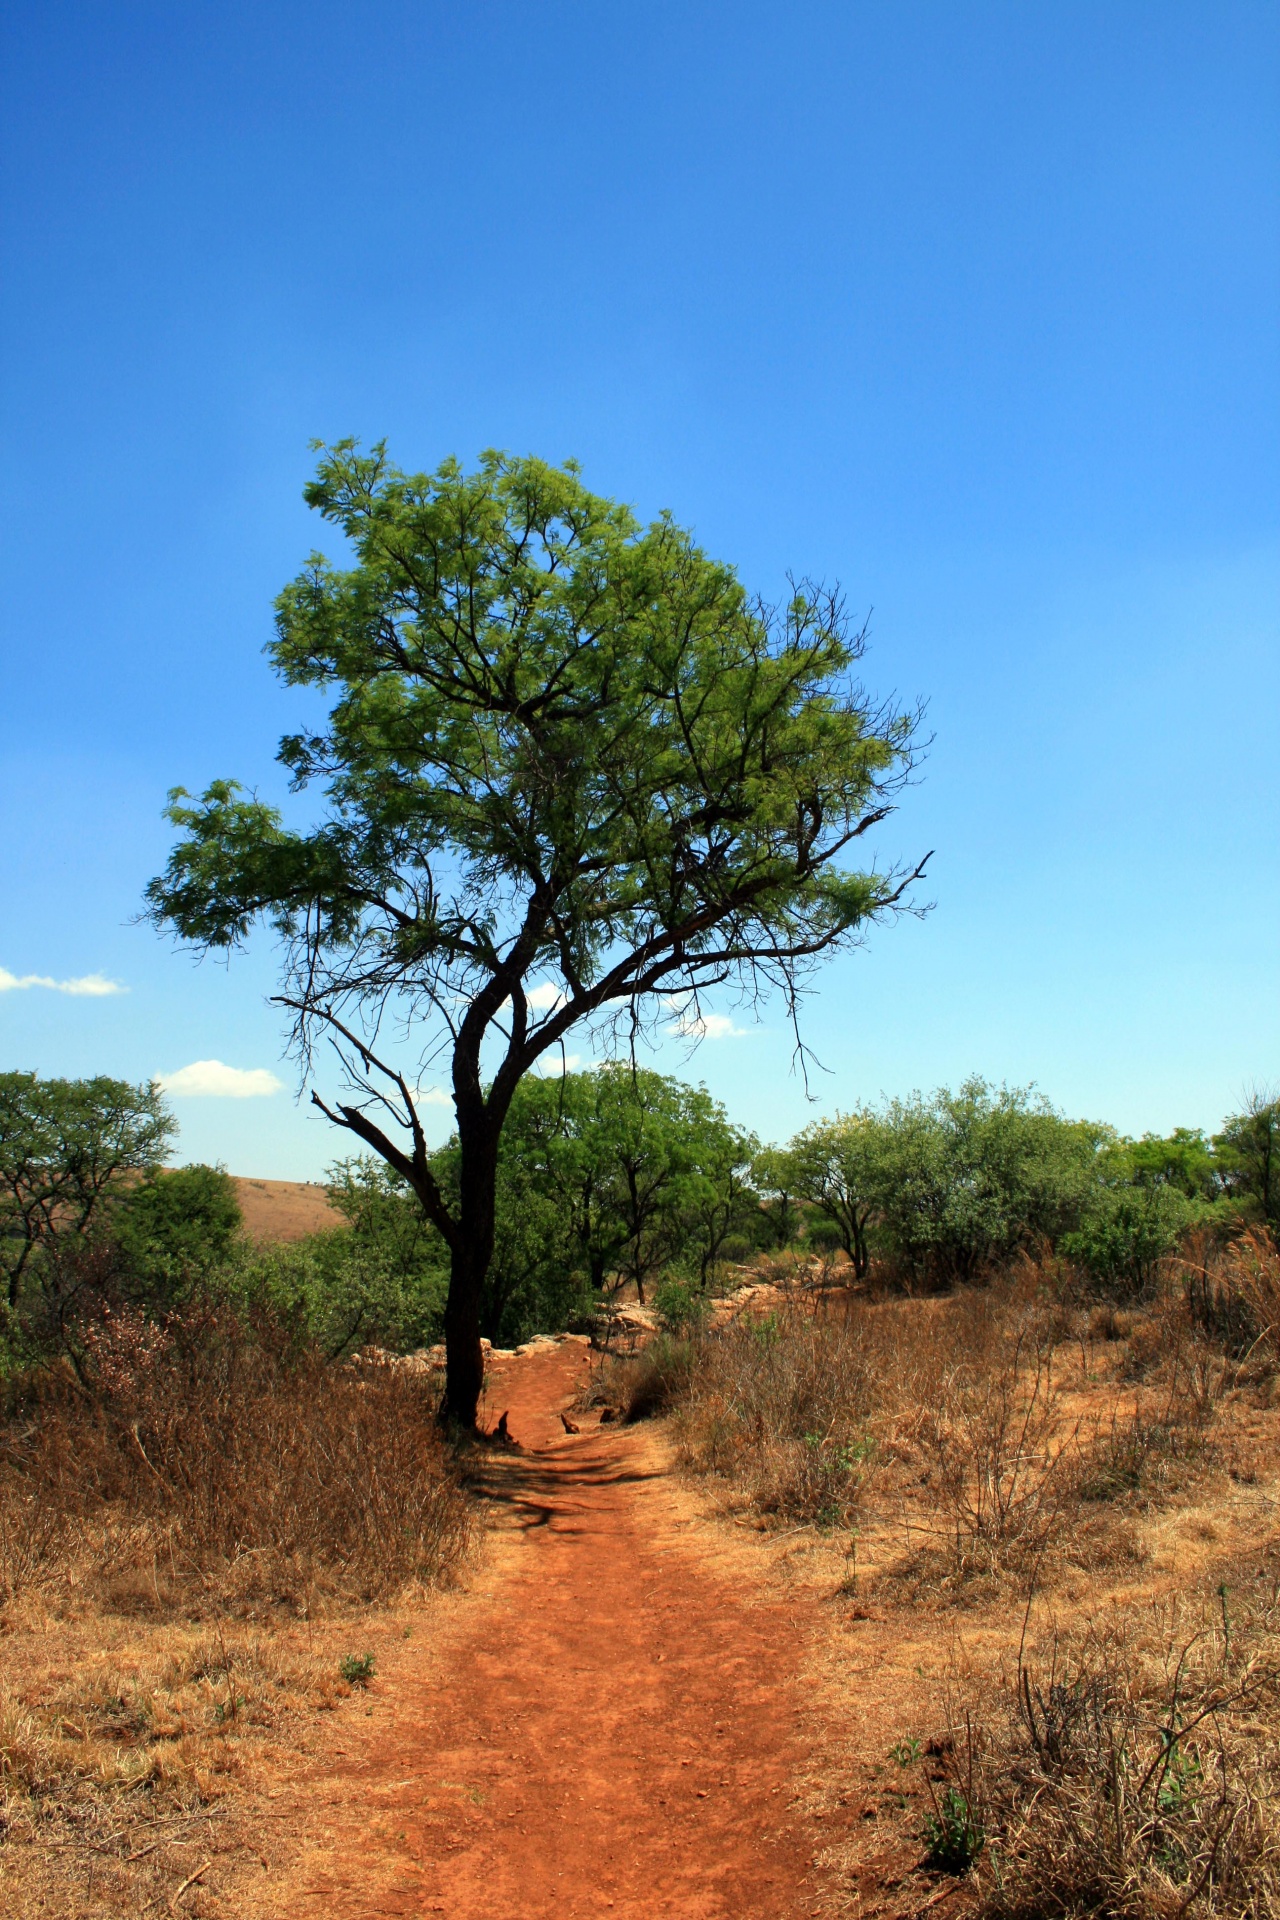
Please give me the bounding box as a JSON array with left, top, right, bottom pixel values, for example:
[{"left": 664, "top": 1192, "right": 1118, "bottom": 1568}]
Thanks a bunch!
[
  {"left": 669, "top": 1307, "right": 880, "bottom": 1528},
  {"left": 962, "top": 1574, "right": 1280, "bottom": 1917}
]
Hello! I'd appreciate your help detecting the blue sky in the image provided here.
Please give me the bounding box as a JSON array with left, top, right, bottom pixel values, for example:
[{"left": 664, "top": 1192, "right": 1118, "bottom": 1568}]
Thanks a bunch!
[{"left": 2, "top": 1, "right": 1276, "bottom": 1177}]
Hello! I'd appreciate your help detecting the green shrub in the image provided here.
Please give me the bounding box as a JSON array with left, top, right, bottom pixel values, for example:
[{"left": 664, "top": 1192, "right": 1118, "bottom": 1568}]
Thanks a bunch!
[
  {"left": 113, "top": 1164, "right": 242, "bottom": 1302},
  {"left": 1062, "top": 1184, "right": 1196, "bottom": 1298},
  {"left": 925, "top": 1784, "right": 985, "bottom": 1873}
]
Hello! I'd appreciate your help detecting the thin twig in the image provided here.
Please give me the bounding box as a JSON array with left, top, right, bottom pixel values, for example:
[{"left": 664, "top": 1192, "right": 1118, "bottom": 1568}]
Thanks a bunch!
[{"left": 168, "top": 1858, "right": 212, "bottom": 1911}]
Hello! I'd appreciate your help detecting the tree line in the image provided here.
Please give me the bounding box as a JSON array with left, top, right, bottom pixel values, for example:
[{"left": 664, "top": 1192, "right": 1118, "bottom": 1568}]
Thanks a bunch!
[{"left": 3, "top": 1065, "right": 1276, "bottom": 1384}]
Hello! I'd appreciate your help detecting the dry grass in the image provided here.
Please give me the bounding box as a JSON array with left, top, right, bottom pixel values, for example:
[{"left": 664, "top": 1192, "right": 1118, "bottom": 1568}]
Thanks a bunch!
[
  {"left": 666, "top": 1311, "right": 881, "bottom": 1528},
  {"left": 0, "top": 1308, "right": 470, "bottom": 1914},
  {"left": 0, "top": 1598, "right": 401, "bottom": 1917},
  {"left": 915, "top": 1559, "right": 1280, "bottom": 1917},
  {"left": 653, "top": 1242, "right": 1280, "bottom": 1913},
  {"left": 659, "top": 1274, "right": 1239, "bottom": 1590},
  {"left": 0, "top": 1304, "right": 469, "bottom": 1614}
]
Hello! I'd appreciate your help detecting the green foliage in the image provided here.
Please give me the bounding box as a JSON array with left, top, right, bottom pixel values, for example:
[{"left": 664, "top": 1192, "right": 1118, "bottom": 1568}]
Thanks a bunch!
[
  {"left": 865, "top": 1080, "right": 1106, "bottom": 1285},
  {"left": 924, "top": 1785, "right": 985, "bottom": 1872},
  {"left": 750, "top": 1146, "right": 805, "bottom": 1251},
  {"left": 765, "top": 1081, "right": 1264, "bottom": 1297},
  {"left": 653, "top": 1275, "right": 712, "bottom": 1335},
  {"left": 776, "top": 1110, "right": 884, "bottom": 1276},
  {"left": 144, "top": 442, "right": 923, "bottom": 1423},
  {"left": 339, "top": 1653, "right": 376, "bottom": 1688},
  {"left": 0, "top": 1071, "right": 175, "bottom": 1313},
  {"left": 472, "top": 1066, "right": 758, "bottom": 1342},
  {"left": 1061, "top": 1181, "right": 1198, "bottom": 1297},
  {"left": 773, "top": 1080, "right": 1107, "bottom": 1287},
  {"left": 1125, "top": 1127, "right": 1219, "bottom": 1200},
  {"left": 1214, "top": 1093, "right": 1280, "bottom": 1225},
  {"left": 239, "top": 1164, "right": 449, "bottom": 1361},
  {"left": 112, "top": 1164, "right": 242, "bottom": 1303}
]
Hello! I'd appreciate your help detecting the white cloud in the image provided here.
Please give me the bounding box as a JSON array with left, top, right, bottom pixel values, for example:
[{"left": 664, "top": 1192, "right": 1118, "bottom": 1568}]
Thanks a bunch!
[
  {"left": 665, "top": 1000, "right": 746, "bottom": 1041},
  {"left": 533, "top": 1052, "right": 582, "bottom": 1077},
  {"left": 0, "top": 967, "right": 126, "bottom": 997},
  {"left": 526, "top": 980, "right": 568, "bottom": 1012},
  {"left": 412, "top": 1085, "right": 453, "bottom": 1108},
  {"left": 157, "top": 1060, "right": 283, "bottom": 1099}
]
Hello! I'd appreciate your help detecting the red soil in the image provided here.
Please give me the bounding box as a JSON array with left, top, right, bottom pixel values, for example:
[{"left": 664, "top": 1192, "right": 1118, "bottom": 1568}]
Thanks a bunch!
[{"left": 271, "top": 1341, "right": 826, "bottom": 1918}]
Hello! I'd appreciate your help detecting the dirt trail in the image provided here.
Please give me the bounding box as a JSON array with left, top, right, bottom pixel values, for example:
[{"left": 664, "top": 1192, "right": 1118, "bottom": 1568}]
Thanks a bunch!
[{"left": 272, "top": 1340, "right": 825, "bottom": 1919}]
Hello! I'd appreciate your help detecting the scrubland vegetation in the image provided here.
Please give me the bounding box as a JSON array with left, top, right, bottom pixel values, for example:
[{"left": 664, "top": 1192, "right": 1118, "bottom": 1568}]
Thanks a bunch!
[
  {"left": 0, "top": 1071, "right": 468, "bottom": 1915},
  {"left": 2, "top": 1062, "right": 1278, "bottom": 1914},
  {"left": 610, "top": 1223, "right": 1280, "bottom": 1915}
]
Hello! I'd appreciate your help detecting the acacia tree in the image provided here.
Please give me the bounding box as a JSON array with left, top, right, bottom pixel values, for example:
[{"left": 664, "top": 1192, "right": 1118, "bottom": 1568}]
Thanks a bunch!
[
  {"left": 145, "top": 444, "right": 926, "bottom": 1426},
  {"left": 0, "top": 1072, "right": 175, "bottom": 1313},
  {"left": 782, "top": 1111, "right": 882, "bottom": 1279}
]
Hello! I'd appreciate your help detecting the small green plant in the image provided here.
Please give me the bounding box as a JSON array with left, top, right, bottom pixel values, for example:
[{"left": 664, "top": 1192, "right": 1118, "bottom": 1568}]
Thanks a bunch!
[
  {"left": 924, "top": 1785, "right": 985, "bottom": 1872},
  {"left": 654, "top": 1275, "right": 710, "bottom": 1334},
  {"left": 890, "top": 1737, "right": 922, "bottom": 1767},
  {"left": 340, "top": 1652, "right": 376, "bottom": 1688},
  {"left": 1155, "top": 1733, "right": 1203, "bottom": 1816}
]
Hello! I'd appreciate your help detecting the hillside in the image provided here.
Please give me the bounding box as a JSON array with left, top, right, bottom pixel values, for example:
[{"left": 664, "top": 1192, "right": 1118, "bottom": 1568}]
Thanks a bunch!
[{"left": 231, "top": 1176, "right": 343, "bottom": 1242}]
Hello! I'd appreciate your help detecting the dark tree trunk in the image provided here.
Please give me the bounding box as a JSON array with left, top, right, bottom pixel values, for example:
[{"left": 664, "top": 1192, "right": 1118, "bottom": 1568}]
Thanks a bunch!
[
  {"left": 442, "top": 1246, "right": 486, "bottom": 1427},
  {"left": 851, "top": 1207, "right": 871, "bottom": 1281},
  {"left": 441, "top": 1120, "right": 499, "bottom": 1430}
]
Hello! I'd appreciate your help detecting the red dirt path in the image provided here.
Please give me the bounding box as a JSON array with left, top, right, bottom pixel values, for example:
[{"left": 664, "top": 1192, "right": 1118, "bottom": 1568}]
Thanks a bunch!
[{"left": 272, "top": 1340, "right": 825, "bottom": 1918}]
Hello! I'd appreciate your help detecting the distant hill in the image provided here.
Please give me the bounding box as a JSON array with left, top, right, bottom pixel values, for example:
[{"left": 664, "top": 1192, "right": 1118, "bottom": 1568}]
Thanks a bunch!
[{"left": 232, "top": 1177, "right": 343, "bottom": 1243}]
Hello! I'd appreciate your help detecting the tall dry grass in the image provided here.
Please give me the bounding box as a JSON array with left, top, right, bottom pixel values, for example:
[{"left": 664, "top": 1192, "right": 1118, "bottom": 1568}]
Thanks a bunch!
[
  {"left": 669, "top": 1309, "right": 881, "bottom": 1526},
  {"left": 656, "top": 1271, "right": 1236, "bottom": 1586},
  {"left": 928, "top": 1570, "right": 1280, "bottom": 1918},
  {"left": 0, "top": 1301, "right": 470, "bottom": 1612},
  {"left": 0, "top": 1302, "right": 470, "bottom": 1915},
  {"left": 1185, "top": 1229, "right": 1280, "bottom": 1366}
]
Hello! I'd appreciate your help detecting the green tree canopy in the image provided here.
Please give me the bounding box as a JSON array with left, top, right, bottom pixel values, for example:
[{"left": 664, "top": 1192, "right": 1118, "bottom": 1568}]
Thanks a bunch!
[
  {"left": 113, "top": 1162, "right": 242, "bottom": 1303},
  {"left": 433, "top": 1066, "right": 759, "bottom": 1342},
  {"left": 145, "top": 444, "right": 925, "bottom": 1423},
  {"left": 1214, "top": 1093, "right": 1280, "bottom": 1226},
  {"left": 778, "top": 1111, "right": 883, "bottom": 1278},
  {"left": 0, "top": 1072, "right": 175, "bottom": 1313}
]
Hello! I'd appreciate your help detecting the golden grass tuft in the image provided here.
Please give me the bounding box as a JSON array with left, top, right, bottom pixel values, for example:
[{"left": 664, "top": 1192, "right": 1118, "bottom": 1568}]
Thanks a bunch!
[{"left": 0, "top": 1309, "right": 469, "bottom": 1614}]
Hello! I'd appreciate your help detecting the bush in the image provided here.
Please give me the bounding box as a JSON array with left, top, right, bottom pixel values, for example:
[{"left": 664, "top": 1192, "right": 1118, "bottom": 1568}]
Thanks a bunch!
[
  {"left": 653, "top": 1275, "right": 711, "bottom": 1335},
  {"left": 671, "top": 1308, "right": 879, "bottom": 1527},
  {"left": 617, "top": 1334, "right": 697, "bottom": 1422},
  {"left": 1063, "top": 1183, "right": 1196, "bottom": 1298},
  {"left": 111, "top": 1163, "right": 243, "bottom": 1302},
  {"left": 249, "top": 1230, "right": 448, "bottom": 1360}
]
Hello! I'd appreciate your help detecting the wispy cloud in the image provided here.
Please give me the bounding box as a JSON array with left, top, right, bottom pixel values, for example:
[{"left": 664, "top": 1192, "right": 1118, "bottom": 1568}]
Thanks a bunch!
[
  {"left": 498, "top": 980, "right": 568, "bottom": 1017},
  {"left": 157, "top": 1060, "right": 283, "bottom": 1098},
  {"left": 665, "top": 1000, "right": 746, "bottom": 1041},
  {"left": 533, "top": 1051, "right": 582, "bottom": 1077},
  {"left": 0, "top": 966, "right": 126, "bottom": 997},
  {"left": 412, "top": 1085, "right": 453, "bottom": 1108}
]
